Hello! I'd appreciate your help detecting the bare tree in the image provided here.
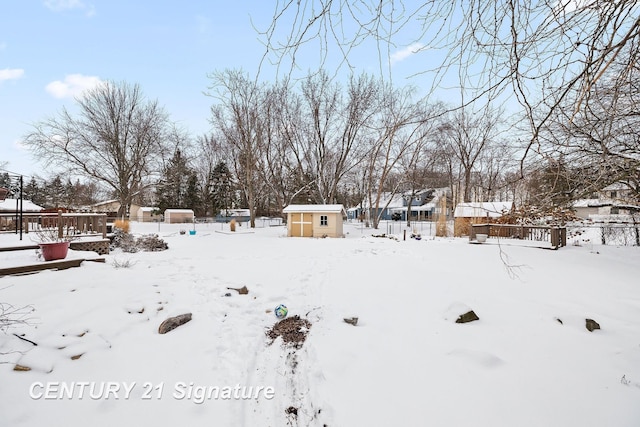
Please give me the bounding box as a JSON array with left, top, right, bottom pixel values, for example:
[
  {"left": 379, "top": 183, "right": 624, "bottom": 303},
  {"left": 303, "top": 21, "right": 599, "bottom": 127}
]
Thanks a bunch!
[
  {"left": 259, "top": 0, "right": 640, "bottom": 171},
  {"left": 398, "top": 104, "right": 443, "bottom": 226},
  {"left": 207, "top": 69, "right": 266, "bottom": 228},
  {"left": 438, "top": 106, "right": 503, "bottom": 203},
  {"left": 364, "top": 84, "right": 422, "bottom": 229},
  {"left": 23, "top": 81, "right": 169, "bottom": 217},
  {"left": 537, "top": 45, "right": 640, "bottom": 203},
  {"left": 297, "top": 71, "right": 379, "bottom": 204}
]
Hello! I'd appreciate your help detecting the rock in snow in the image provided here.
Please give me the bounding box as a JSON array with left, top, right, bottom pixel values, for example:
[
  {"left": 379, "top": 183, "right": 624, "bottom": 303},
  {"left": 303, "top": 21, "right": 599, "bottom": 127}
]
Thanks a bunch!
[{"left": 158, "top": 313, "right": 193, "bottom": 334}]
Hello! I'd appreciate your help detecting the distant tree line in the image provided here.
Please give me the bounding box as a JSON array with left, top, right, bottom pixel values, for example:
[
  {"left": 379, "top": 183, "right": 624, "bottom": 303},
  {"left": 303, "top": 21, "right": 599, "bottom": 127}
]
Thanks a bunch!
[{"left": 20, "top": 1, "right": 639, "bottom": 228}]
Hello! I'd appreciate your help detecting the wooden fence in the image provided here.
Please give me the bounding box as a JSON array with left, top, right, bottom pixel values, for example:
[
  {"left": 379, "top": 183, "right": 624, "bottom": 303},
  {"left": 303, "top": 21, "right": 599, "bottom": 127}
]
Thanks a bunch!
[
  {"left": 470, "top": 223, "right": 566, "bottom": 249},
  {"left": 1, "top": 211, "right": 108, "bottom": 238}
]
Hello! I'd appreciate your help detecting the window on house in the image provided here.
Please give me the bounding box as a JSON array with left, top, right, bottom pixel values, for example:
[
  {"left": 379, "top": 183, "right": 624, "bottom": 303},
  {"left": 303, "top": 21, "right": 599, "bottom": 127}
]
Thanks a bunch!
[
  {"left": 320, "top": 215, "right": 328, "bottom": 226},
  {"left": 611, "top": 207, "right": 619, "bottom": 214},
  {"left": 611, "top": 191, "right": 617, "bottom": 198}
]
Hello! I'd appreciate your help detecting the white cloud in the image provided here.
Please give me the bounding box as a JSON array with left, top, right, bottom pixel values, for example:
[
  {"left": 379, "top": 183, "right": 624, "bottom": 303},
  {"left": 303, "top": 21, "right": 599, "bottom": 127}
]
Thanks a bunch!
[
  {"left": 0, "top": 41, "right": 6, "bottom": 50},
  {"left": 45, "top": 74, "right": 102, "bottom": 99},
  {"left": 0, "top": 68, "right": 25, "bottom": 82},
  {"left": 43, "top": 0, "right": 95, "bottom": 16},
  {"left": 390, "top": 43, "right": 426, "bottom": 66}
]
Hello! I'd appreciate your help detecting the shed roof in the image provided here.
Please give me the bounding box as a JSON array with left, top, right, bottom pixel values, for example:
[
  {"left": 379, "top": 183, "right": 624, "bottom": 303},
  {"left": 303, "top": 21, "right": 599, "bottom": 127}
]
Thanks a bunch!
[
  {"left": 283, "top": 204, "right": 344, "bottom": 213},
  {"left": 453, "top": 202, "right": 513, "bottom": 218},
  {"left": 164, "top": 209, "right": 194, "bottom": 214},
  {"left": 0, "top": 198, "right": 44, "bottom": 212}
]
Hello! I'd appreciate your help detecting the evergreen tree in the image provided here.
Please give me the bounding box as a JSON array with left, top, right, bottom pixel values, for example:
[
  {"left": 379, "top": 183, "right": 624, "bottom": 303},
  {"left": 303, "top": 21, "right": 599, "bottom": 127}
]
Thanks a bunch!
[
  {"left": 156, "top": 149, "right": 194, "bottom": 212},
  {"left": 209, "top": 161, "right": 234, "bottom": 216},
  {"left": 46, "top": 176, "right": 66, "bottom": 208},
  {"left": 23, "top": 177, "right": 43, "bottom": 206},
  {"left": 184, "top": 172, "right": 203, "bottom": 216}
]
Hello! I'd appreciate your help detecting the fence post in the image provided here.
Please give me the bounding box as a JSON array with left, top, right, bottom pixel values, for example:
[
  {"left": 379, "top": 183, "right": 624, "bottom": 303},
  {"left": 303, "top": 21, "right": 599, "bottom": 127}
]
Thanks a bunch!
[
  {"left": 551, "top": 228, "right": 558, "bottom": 249},
  {"left": 57, "top": 210, "right": 63, "bottom": 239}
]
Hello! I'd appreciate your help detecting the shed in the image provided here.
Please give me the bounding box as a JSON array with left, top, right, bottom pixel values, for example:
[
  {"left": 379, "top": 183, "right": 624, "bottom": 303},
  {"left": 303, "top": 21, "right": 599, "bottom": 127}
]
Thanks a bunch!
[
  {"left": 282, "top": 204, "right": 344, "bottom": 238},
  {"left": 0, "top": 198, "right": 43, "bottom": 213},
  {"left": 0, "top": 198, "right": 43, "bottom": 231},
  {"left": 137, "top": 207, "right": 161, "bottom": 222},
  {"left": 453, "top": 202, "right": 513, "bottom": 237},
  {"left": 164, "top": 209, "right": 195, "bottom": 224}
]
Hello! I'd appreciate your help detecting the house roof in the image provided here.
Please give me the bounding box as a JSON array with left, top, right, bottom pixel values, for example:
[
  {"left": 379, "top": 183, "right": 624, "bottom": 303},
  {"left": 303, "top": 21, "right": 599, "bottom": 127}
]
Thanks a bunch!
[
  {"left": 572, "top": 199, "right": 612, "bottom": 208},
  {"left": 453, "top": 202, "right": 513, "bottom": 218},
  {"left": 283, "top": 204, "right": 344, "bottom": 213},
  {"left": 359, "top": 193, "right": 405, "bottom": 209},
  {"left": 0, "top": 198, "right": 44, "bottom": 212},
  {"left": 92, "top": 199, "right": 119, "bottom": 207},
  {"left": 601, "top": 182, "right": 632, "bottom": 192},
  {"left": 139, "top": 207, "right": 158, "bottom": 212}
]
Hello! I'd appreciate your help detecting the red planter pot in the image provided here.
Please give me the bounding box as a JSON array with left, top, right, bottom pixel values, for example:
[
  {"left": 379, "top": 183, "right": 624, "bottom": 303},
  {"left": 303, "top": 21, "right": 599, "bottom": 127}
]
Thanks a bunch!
[{"left": 39, "top": 242, "right": 70, "bottom": 261}]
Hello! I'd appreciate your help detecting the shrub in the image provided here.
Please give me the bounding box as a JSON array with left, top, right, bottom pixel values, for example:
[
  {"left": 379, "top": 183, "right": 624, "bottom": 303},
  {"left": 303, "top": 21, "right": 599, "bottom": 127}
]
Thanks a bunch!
[
  {"left": 137, "top": 234, "right": 169, "bottom": 251},
  {"left": 111, "top": 228, "right": 138, "bottom": 253},
  {"left": 114, "top": 219, "right": 130, "bottom": 233}
]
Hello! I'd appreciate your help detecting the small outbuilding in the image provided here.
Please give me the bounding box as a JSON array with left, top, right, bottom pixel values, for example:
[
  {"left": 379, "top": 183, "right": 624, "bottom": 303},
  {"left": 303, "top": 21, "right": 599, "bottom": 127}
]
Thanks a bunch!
[
  {"left": 137, "top": 207, "right": 161, "bottom": 222},
  {"left": 164, "top": 209, "right": 195, "bottom": 224},
  {"left": 453, "top": 202, "right": 513, "bottom": 237},
  {"left": 282, "top": 204, "right": 344, "bottom": 238}
]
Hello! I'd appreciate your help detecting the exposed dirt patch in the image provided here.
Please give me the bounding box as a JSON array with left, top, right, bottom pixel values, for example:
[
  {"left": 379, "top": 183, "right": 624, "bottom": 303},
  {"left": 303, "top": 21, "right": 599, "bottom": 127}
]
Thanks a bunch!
[{"left": 267, "top": 315, "right": 312, "bottom": 348}]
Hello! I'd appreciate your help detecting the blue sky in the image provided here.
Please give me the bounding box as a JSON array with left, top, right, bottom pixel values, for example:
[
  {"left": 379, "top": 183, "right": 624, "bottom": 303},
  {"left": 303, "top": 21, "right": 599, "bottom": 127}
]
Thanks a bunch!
[{"left": 0, "top": 1, "right": 437, "bottom": 178}]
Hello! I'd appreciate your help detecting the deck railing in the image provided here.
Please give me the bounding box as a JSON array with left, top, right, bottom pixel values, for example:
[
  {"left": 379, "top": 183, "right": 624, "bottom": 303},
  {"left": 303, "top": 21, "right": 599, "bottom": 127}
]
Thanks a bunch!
[
  {"left": 1, "top": 211, "right": 108, "bottom": 239},
  {"left": 470, "top": 223, "right": 566, "bottom": 249}
]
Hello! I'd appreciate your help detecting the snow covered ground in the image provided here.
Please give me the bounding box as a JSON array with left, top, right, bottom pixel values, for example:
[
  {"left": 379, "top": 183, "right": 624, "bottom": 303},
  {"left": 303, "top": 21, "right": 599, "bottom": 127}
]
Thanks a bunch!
[{"left": 1, "top": 221, "right": 639, "bottom": 426}]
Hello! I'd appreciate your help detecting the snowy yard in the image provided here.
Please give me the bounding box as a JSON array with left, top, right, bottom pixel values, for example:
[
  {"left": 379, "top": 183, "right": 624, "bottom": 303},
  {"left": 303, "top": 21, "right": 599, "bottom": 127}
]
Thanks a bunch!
[{"left": 1, "top": 221, "right": 639, "bottom": 426}]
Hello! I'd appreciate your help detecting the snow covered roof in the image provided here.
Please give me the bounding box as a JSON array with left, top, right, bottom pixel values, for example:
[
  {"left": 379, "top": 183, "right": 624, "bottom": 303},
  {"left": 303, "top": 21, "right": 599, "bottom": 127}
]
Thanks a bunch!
[
  {"left": 359, "top": 193, "right": 405, "bottom": 209},
  {"left": 390, "top": 202, "right": 437, "bottom": 212},
  {"left": 453, "top": 202, "right": 513, "bottom": 218},
  {"left": 92, "top": 199, "right": 119, "bottom": 207},
  {"left": 0, "top": 198, "right": 43, "bottom": 212},
  {"left": 164, "top": 209, "right": 194, "bottom": 214},
  {"left": 572, "top": 199, "right": 612, "bottom": 208},
  {"left": 139, "top": 207, "right": 158, "bottom": 212},
  {"left": 601, "top": 182, "right": 632, "bottom": 192},
  {"left": 283, "top": 204, "right": 344, "bottom": 213}
]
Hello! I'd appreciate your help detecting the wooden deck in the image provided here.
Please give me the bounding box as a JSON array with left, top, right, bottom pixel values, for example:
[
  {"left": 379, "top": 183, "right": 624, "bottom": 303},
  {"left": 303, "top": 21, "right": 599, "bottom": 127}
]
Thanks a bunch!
[
  {"left": 0, "top": 258, "right": 105, "bottom": 277},
  {"left": 470, "top": 223, "right": 567, "bottom": 249}
]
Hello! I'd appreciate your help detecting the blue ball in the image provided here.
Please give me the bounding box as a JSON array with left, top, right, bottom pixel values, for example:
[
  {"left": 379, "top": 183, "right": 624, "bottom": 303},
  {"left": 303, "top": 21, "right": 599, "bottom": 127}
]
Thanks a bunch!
[{"left": 274, "top": 304, "right": 288, "bottom": 319}]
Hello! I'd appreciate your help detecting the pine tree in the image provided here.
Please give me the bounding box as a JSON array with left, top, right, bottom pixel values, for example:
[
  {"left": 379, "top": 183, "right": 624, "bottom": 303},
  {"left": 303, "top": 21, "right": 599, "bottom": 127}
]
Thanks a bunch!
[
  {"left": 184, "top": 172, "right": 202, "bottom": 216},
  {"left": 156, "top": 149, "right": 195, "bottom": 212},
  {"left": 46, "top": 176, "right": 66, "bottom": 209},
  {"left": 209, "top": 161, "right": 234, "bottom": 216}
]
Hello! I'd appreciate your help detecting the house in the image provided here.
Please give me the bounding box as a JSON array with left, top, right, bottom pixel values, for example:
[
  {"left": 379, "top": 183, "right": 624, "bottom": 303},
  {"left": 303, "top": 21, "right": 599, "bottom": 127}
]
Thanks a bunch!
[
  {"left": 164, "top": 209, "right": 195, "bottom": 224},
  {"left": 573, "top": 183, "right": 639, "bottom": 219},
  {"left": 350, "top": 188, "right": 451, "bottom": 222},
  {"left": 90, "top": 199, "right": 142, "bottom": 220},
  {"left": 215, "top": 208, "right": 250, "bottom": 223},
  {"left": 572, "top": 199, "right": 612, "bottom": 219},
  {"left": 453, "top": 201, "right": 513, "bottom": 237},
  {"left": 137, "top": 207, "right": 161, "bottom": 222},
  {"left": 282, "top": 204, "right": 344, "bottom": 238}
]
